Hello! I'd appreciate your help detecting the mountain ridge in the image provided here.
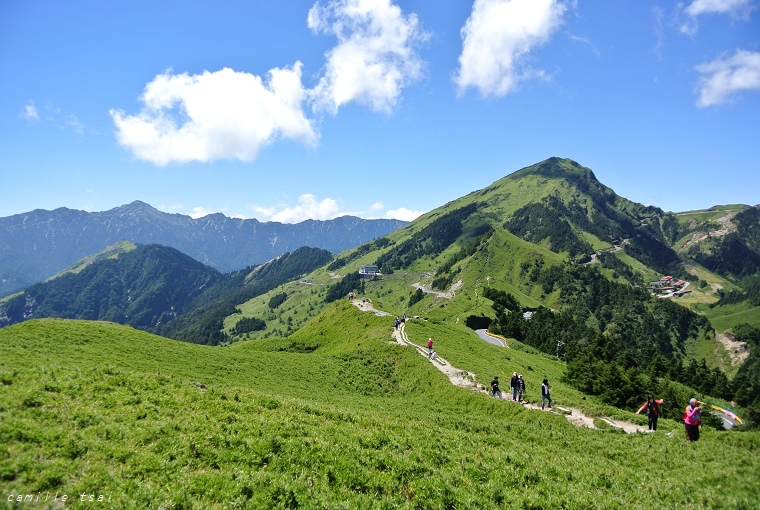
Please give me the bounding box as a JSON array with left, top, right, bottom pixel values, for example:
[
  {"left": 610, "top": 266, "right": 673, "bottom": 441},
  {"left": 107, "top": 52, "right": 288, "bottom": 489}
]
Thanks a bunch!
[{"left": 0, "top": 201, "right": 407, "bottom": 297}]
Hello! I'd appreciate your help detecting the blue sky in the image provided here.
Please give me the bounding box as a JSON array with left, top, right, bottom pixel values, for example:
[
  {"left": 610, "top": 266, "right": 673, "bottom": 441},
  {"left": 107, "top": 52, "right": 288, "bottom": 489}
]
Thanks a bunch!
[{"left": 2, "top": 0, "right": 759, "bottom": 222}]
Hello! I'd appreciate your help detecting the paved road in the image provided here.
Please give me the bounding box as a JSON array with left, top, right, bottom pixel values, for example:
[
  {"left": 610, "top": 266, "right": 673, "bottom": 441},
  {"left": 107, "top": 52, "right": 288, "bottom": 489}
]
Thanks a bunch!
[{"left": 475, "top": 329, "right": 504, "bottom": 347}]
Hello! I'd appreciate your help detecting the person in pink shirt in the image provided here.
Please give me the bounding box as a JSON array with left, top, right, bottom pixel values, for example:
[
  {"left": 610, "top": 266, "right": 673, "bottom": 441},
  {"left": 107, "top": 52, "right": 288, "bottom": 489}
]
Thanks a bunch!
[{"left": 683, "top": 398, "right": 702, "bottom": 441}]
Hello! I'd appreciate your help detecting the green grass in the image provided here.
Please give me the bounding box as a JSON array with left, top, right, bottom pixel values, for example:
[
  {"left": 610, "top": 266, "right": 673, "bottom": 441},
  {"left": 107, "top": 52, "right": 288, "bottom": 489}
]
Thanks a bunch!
[
  {"left": 2, "top": 313, "right": 759, "bottom": 509},
  {"left": 701, "top": 302, "right": 760, "bottom": 332}
]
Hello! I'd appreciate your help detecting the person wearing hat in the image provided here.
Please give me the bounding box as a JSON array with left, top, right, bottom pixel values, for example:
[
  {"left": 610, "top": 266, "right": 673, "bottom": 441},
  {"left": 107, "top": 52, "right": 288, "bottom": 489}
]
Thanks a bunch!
[
  {"left": 427, "top": 338, "right": 433, "bottom": 355},
  {"left": 683, "top": 398, "right": 702, "bottom": 441},
  {"left": 510, "top": 372, "right": 519, "bottom": 401}
]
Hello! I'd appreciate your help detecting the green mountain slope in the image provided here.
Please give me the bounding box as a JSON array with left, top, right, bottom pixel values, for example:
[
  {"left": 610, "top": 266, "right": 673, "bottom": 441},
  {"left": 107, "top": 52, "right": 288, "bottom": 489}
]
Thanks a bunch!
[
  {"left": 0, "top": 244, "right": 222, "bottom": 329},
  {"left": 1, "top": 317, "right": 759, "bottom": 508},
  {"left": 222, "top": 157, "right": 759, "bottom": 423},
  {"left": 0, "top": 244, "right": 334, "bottom": 346}
]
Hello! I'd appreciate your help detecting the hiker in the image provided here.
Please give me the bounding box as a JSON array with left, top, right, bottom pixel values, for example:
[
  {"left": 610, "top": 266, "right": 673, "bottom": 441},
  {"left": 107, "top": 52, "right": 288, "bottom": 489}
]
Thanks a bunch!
[
  {"left": 510, "top": 372, "right": 519, "bottom": 401},
  {"left": 517, "top": 375, "right": 526, "bottom": 402},
  {"left": 427, "top": 337, "right": 433, "bottom": 354},
  {"left": 429, "top": 350, "right": 437, "bottom": 361},
  {"left": 683, "top": 398, "right": 702, "bottom": 441},
  {"left": 541, "top": 378, "right": 552, "bottom": 410},
  {"left": 394, "top": 317, "right": 400, "bottom": 330},
  {"left": 636, "top": 395, "right": 662, "bottom": 431},
  {"left": 491, "top": 376, "right": 502, "bottom": 399}
]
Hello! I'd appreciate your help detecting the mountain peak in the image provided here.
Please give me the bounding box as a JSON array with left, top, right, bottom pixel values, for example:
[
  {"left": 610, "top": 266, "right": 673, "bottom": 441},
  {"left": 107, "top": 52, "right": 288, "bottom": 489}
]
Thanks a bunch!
[
  {"left": 116, "top": 200, "right": 159, "bottom": 213},
  {"left": 514, "top": 157, "right": 599, "bottom": 183}
]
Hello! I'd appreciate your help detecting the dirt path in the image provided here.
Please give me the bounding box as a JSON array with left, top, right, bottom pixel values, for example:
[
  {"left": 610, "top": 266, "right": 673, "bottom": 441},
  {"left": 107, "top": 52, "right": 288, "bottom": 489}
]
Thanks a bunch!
[
  {"left": 352, "top": 300, "right": 651, "bottom": 434},
  {"left": 411, "top": 279, "right": 462, "bottom": 299},
  {"left": 351, "top": 299, "right": 392, "bottom": 316}
]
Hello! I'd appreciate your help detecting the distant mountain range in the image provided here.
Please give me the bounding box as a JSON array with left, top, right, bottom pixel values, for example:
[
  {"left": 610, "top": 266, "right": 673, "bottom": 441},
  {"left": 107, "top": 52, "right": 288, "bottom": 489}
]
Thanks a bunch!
[{"left": 0, "top": 201, "right": 407, "bottom": 297}]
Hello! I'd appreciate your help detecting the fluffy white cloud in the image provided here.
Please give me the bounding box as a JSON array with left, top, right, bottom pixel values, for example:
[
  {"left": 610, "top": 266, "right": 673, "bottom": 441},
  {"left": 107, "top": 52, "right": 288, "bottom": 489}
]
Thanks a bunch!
[
  {"left": 252, "top": 194, "right": 341, "bottom": 223},
  {"left": 386, "top": 207, "right": 424, "bottom": 221},
  {"left": 680, "top": 0, "right": 754, "bottom": 34},
  {"left": 455, "top": 0, "right": 568, "bottom": 97},
  {"left": 695, "top": 49, "right": 760, "bottom": 107},
  {"left": 248, "top": 195, "right": 423, "bottom": 223},
  {"left": 110, "top": 65, "right": 317, "bottom": 166},
  {"left": 307, "top": 0, "right": 427, "bottom": 113}
]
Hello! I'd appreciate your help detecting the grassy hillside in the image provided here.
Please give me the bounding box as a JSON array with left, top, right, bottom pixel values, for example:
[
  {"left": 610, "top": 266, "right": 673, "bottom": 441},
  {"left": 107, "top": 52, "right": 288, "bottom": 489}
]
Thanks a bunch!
[{"left": 1, "top": 316, "right": 759, "bottom": 508}]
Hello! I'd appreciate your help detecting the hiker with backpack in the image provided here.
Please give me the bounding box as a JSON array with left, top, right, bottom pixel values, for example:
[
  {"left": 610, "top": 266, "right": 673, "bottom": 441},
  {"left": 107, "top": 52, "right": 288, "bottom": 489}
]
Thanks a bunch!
[{"left": 636, "top": 395, "right": 663, "bottom": 431}]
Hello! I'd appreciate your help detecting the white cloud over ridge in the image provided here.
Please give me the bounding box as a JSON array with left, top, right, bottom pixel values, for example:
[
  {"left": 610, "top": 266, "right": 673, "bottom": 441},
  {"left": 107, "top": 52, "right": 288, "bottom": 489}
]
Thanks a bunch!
[
  {"left": 248, "top": 194, "right": 424, "bottom": 223},
  {"left": 695, "top": 49, "right": 760, "bottom": 107},
  {"left": 252, "top": 194, "right": 341, "bottom": 223},
  {"left": 110, "top": 65, "right": 316, "bottom": 166},
  {"left": 386, "top": 207, "right": 424, "bottom": 221},
  {"left": 307, "top": 0, "right": 427, "bottom": 113},
  {"left": 455, "top": 0, "right": 568, "bottom": 97}
]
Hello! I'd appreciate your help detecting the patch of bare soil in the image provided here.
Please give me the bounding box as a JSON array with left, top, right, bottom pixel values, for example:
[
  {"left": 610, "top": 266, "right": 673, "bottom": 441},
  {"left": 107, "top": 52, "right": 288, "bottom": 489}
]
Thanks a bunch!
[
  {"left": 411, "top": 279, "right": 463, "bottom": 299},
  {"left": 351, "top": 299, "right": 391, "bottom": 317},
  {"left": 717, "top": 332, "right": 750, "bottom": 366},
  {"left": 681, "top": 211, "right": 738, "bottom": 251}
]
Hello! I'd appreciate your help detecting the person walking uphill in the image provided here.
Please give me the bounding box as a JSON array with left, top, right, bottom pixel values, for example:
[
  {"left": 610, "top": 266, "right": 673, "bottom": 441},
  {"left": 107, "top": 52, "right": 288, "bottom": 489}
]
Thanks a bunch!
[
  {"left": 541, "top": 379, "right": 552, "bottom": 410},
  {"left": 683, "top": 398, "right": 702, "bottom": 441},
  {"left": 510, "top": 372, "right": 519, "bottom": 401},
  {"left": 636, "top": 395, "right": 662, "bottom": 431},
  {"left": 427, "top": 338, "right": 433, "bottom": 355},
  {"left": 491, "top": 376, "right": 502, "bottom": 399}
]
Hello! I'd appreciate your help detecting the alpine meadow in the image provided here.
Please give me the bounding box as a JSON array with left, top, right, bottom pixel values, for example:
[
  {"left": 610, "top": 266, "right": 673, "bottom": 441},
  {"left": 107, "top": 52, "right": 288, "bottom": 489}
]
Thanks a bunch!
[{"left": 2, "top": 157, "right": 760, "bottom": 508}]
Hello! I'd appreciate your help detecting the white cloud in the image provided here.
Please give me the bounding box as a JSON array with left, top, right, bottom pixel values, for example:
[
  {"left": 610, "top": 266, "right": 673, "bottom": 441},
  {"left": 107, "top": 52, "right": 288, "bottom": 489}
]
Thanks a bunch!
[
  {"left": 252, "top": 194, "right": 341, "bottom": 223},
  {"left": 110, "top": 65, "right": 317, "bottom": 166},
  {"left": 21, "top": 103, "right": 39, "bottom": 123},
  {"left": 386, "top": 207, "right": 424, "bottom": 221},
  {"left": 695, "top": 49, "right": 760, "bottom": 107},
  {"left": 248, "top": 195, "right": 423, "bottom": 223},
  {"left": 307, "top": 0, "right": 428, "bottom": 113},
  {"left": 684, "top": 0, "right": 753, "bottom": 16},
  {"left": 680, "top": 0, "right": 754, "bottom": 34},
  {"left": 455, "top": 0, "right": 568, "bottom": 97},
  {"left": 189, "top": 206, "right": 215, "bottom": 219}
]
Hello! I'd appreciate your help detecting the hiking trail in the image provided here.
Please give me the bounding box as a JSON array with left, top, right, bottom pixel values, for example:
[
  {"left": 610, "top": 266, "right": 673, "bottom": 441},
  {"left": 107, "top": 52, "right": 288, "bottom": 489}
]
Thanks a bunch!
[{"left": 352, "top": 298, "right": 651, "bottom": 434}]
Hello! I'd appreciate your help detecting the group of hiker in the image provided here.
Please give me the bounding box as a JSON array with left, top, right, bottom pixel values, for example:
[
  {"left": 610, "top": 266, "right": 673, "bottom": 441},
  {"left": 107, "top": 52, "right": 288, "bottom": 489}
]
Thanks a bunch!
[
  {"left": 418, "top": 332, "right": 709, "bottom": 441},
  {"left": 489, "top": 373, "right": 553, "bottom": 410},
  {"left": 636, "top": 395, "right": 706, "bottom": 441}
]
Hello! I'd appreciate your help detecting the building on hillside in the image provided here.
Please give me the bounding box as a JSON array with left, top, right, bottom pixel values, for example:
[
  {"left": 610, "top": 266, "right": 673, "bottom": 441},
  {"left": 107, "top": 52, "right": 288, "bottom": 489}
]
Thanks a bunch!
[{"left": 359, "top": 265, "right": 379, "bottom": 278}]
